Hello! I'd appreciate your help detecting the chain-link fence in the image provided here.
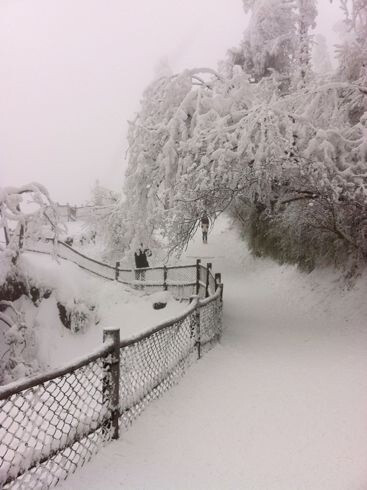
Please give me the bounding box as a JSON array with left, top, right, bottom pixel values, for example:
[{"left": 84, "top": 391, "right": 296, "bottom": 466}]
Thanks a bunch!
[
  {"left": 119, "top": 309, "right": 197, "bottom": 427},
  {"left": 0, "top": 346, "right": 112, "bottom": 489},
  {"left": 1, "top": 250, "right": 223, "bottom": 489}
]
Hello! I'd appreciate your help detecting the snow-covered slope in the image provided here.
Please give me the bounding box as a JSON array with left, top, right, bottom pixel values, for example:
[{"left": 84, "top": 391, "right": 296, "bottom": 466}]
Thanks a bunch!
[
  {"left": 10, "top": 252, "right": 187, "bottom": 371},
  {"left": 59, "top": 217, "right": 367, "bottom": 490}
]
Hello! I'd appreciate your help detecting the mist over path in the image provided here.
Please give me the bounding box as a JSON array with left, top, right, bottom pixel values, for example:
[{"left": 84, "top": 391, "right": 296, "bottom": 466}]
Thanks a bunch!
[{"left": 60, "top": 218, "right": 367, "bottom": 490}]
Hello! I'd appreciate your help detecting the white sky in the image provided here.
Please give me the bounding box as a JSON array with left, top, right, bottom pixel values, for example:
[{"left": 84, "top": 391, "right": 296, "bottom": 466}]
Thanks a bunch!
[{"left": 0, "top": 0, "right": 343, "bottom": 204}]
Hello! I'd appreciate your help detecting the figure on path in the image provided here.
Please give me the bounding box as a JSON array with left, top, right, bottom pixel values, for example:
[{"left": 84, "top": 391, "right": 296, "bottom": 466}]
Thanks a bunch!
[
  {"left": 200, "top": 213, "right": 209, "bottom": 244},
  {"left": 134, "top": 243, "right": 151, "bottom": 281}
]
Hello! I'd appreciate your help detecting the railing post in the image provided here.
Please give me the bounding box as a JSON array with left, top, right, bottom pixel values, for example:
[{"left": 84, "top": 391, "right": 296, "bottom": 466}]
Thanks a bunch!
[
  {"left": 103, "top": 328, "right": 120, "bottom": 440},
  {"left": 215, "top": 273, "right": 221, "bottom": 291},
  {"left": 163, "top": 265, "right": 168, "bottom": 291},
  {"left": 205, "top": 262, "right": 212, "bottom": 298},
  {"left": 196, "top": 259, "right": 201, "bottom": 296},
  {"left": 220, "top": 283, "right": 224, "bottom": 301},
  {"left": 115, "top": 261, "right": 120, "bottom": 281},
  {"left": 195, "top": 307, "right": 201, "bottom": 360}
]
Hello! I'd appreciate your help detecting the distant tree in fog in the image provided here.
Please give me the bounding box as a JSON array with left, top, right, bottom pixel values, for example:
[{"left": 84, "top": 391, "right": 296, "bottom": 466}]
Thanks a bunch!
[{"left": 312, "top": 34, "right": 333, "bottom": 73}]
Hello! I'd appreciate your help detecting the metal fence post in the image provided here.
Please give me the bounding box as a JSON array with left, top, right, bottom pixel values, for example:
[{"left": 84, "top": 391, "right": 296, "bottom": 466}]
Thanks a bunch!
[
  {"left": 195, "top": 307, "right": 201, "bottom": 360},
  {"left": 215, "top": 272, "right": 221, "bottom": 291},
  {"left": 196, "top": 259, "right": 201, "bottom": 296},
  {"left": 103, "top": 328, "right": 120, "bottom": 440},
  {"left": 115, "top": 261, "right": 120, "bottom": 281},
  {"left": 163, "top": 265, "right": 168, "bottom": 291},
  {"left": 205, "top": 262, "right": 212, "bottom": 298}
]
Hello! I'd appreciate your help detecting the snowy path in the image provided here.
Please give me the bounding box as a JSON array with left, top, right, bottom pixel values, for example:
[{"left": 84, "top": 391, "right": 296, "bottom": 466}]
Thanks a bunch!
[{"left": 60, "top": 220, "right": 367, "bottom": 490}]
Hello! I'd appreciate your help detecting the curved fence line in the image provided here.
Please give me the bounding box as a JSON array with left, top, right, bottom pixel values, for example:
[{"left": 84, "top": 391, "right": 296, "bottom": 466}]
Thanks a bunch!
[
  {"left": 24, "top": 238, "right": 217, "bottom": 298},
  {"left": 0, "top": 241, "right": 224, "bottom": 489}
]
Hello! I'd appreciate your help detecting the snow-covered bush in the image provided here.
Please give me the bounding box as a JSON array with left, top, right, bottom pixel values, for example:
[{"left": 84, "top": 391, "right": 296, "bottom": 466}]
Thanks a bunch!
[
  {"left": 57, "top": 299, "right": 97, "bottom": 334},
  {"left": 0, "top": 183, "right": 63, "bottom": 303},
  {"left": 0, "top": 300, "right": 40, "bottom": 384},
  {"left": 0, "top": 183, "right": 65, "bottom": 382}
]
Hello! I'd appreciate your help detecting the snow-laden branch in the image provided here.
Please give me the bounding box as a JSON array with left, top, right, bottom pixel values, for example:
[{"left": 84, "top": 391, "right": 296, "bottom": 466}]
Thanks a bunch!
[
  {"left": 187, "top": 67, "right": 224, "bottom": 82},
  {"left": 0, "top": 182, "right": 64, "bottom": 266}
]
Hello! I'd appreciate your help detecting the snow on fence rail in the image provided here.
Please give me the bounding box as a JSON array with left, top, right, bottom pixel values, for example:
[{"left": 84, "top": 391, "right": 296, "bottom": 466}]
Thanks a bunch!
[
  {"left": 55, "top": 204, "right": 107, "bottom": 221},
  {"left": 24, "top": 238, "right": 217, "bottom": 298},
  {"left": 0, "top": 243, "right": 223, "bottom": 489}
]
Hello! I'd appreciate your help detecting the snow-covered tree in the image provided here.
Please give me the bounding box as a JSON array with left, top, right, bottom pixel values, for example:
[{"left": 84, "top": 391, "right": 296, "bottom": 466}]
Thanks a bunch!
[
  {"left": 228, "top": 0, "right": 318, "bottom": 85},
  {"left": 0, "top": 183, "right": 64, "bottom": 383},
  {"left": 236, "top": 0, "right": 298, "bottom": 80},
  {"left": 120, "top": 68, "right": 226, "bottom": 255},
  {"left": 116, "top": 58, "right": 367, "bottom": 264},
  {"left": 78, "top": 180, "right": 120, "bottom": 251},
  {"left": 110, "top": 0, "right": 367, "bottom": 271},
  {"left": 333, "top": 0, "right": 367, "bottom": 82},
  {"left": 294, "top": 0, "right": 317, "bottom": 83},
  {"left": 0, "top": 183, "right": 62, "bottom": 267},
  {"left": 89, "top": 180, "right": 118, "bottom": 207}
]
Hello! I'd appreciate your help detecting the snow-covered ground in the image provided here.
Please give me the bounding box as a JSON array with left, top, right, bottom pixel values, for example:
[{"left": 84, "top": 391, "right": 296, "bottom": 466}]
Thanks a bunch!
[
  {"left": 57, "top": 217, "right": 367, "bottom": 490},
  {"left": 12, "top": 252, "right": 187, "bottom": 370}
]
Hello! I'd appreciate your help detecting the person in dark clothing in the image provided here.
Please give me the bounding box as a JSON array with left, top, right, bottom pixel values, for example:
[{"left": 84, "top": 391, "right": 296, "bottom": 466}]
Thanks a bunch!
[
  {"left": 134, "top": 243, "right": 151, "bottom": 281},
  {"left": 200, "top": 213, "right": 209, "bottom": 244}
]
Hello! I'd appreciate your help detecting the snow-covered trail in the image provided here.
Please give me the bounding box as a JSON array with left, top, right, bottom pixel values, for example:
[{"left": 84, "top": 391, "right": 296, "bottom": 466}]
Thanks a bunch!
[{"left": 60, "top": 219, "right": 367, "bottom": 490}]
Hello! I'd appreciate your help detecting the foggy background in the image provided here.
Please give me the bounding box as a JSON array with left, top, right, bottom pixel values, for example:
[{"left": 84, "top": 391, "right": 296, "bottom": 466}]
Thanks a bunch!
[{"left": 1, "top": 0, "right": 343, "bottom": 204}]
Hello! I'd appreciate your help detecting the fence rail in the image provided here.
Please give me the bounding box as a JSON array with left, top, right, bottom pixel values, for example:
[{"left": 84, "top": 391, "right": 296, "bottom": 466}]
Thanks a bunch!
[
  {"left": 55, "top": 204, "right": 108, "bottom": 221},
  {"left": 24, "top": 239, "right": 215, "bottom": 298},
  {"left": 0, "top": 241, "right": 223, "bottom": 489}
]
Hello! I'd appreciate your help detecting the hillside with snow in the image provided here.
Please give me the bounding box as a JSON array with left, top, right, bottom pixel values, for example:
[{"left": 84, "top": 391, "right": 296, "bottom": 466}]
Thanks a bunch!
[{"left": 0, "top": 250, "right": 188, "bottom": 382}]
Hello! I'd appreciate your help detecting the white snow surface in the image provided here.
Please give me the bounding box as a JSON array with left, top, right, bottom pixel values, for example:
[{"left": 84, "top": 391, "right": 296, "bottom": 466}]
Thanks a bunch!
[{"left": 56, "top": 218, "right": 367, "bottom": 489}]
